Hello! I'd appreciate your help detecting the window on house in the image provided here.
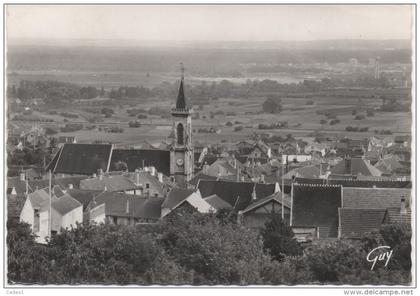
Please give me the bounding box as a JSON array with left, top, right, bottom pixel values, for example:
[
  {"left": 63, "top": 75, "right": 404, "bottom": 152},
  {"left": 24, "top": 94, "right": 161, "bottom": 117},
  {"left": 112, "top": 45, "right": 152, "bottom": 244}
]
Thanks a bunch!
[
  {"left": 33, "top": 209, "right": 40, "bottom": 232},
  {"left": 113, "top": 216, "right": 118, "bottom": 225},
  {"left": 177, "top": 123, "right": 184, "bottom": 145},
  {"left": 146, "top": 183, "right": 150, "bottom": 189}
]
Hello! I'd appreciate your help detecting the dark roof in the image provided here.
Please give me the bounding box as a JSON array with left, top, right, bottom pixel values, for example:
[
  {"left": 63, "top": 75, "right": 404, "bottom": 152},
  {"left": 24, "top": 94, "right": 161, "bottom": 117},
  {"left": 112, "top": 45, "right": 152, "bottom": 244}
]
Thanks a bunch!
[
  {"left": 241, "top": 191, "right": 291, "bottom": 214},
  {"left": 52, "top": 194, "right": 82, "bottom": 215},
  {"left": 176, "top": 79, "right": 187, "bottom": 109},
  {"left": 236, "top": 156, "right": 269, "bottom": 165},
  {"left": 342, "top": 187, "right": 411, "bottom": 209},
  {"left": 7, "top": 194, "right": 27, "bottom": 218},
  {"left": 27, "top": 176, "right": 86, "bottom": 191},
  {"left": 197, "top": 180, "right": 277, "bottom": 211},
  {"left": 339, "top": 208, "right": 387, "bottom": 238},
  {"left": 7, "top": 177, "right": 29, "bottom": 195},
  {"left": 162, "top": 188, "right": 196, "bottom": 209},
  {"left": 92, "top": 192, "right": 163, "bottom": 219},
  {"left": 331, "top": 157, "right": 382, "bottom": 176},
  {"left": 204, "top": 194, "right": 233, "bottom": 210},
  {"left": 294, "top": 177, "right": 411, "bottom": 189},
  {"left": 292, "top": 184, "right": 342, "bottom": 238},
  {"left": 189, "top": 172, "right": 218, "bottom": 187},
  {"left": 201, "top": 155, "right": 219, "bottom": 166},
  {"left": 67, "top": 189, "right": 101, "bottom": 210},
  {"left": 53, "top": 144, "right": 113, "bottom": 175},
  {"left": 110, "top": 149, "right": 170, "bottom": 176}
]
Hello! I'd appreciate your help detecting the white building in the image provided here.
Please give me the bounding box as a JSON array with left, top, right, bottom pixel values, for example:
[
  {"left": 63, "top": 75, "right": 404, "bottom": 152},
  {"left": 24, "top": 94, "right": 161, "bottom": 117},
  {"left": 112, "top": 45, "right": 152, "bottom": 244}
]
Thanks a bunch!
[{"left": 20, "top": 188, "right": 83, "bottom": 243}]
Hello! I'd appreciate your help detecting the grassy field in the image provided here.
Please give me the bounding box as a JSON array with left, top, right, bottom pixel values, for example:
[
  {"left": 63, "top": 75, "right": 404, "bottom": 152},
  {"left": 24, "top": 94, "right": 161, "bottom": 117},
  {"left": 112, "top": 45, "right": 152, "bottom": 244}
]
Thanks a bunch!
[{"left": 8, "top": 93, "right": 412, "bottom": 147}]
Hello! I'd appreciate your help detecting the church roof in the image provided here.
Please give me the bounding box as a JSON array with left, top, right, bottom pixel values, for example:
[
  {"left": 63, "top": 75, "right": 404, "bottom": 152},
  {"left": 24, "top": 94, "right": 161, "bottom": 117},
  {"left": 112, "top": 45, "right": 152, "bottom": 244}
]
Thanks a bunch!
[{"left": 176, "top": 79, "right": 187, "bottom": 109}]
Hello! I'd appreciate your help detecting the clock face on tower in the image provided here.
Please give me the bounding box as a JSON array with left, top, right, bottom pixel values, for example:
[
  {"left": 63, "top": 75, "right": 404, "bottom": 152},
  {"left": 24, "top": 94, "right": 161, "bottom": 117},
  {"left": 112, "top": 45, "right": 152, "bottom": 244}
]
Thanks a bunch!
[{"left": 176, "top": 158, "right": 184, "bottom": 167}]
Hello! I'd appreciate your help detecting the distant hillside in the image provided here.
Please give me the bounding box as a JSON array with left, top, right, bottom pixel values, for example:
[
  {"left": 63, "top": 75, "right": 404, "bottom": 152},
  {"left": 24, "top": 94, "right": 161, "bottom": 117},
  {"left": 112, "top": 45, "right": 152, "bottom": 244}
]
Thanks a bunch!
[{"left": 7, "top": 40, "right": 412, "bottom": 76}]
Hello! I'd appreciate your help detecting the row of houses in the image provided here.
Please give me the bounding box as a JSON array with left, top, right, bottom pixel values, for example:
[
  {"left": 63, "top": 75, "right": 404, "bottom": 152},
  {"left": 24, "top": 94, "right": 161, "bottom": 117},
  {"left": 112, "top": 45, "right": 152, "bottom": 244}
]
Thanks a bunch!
[{"left": 8, "top": 171, "right": 411, "bottom": 244}]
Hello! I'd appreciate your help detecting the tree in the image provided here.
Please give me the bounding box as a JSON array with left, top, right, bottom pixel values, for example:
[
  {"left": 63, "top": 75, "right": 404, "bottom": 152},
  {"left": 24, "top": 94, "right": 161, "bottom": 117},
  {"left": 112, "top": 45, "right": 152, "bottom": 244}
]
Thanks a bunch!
[
  {"left": 260, "top": 214, "right": 302, "bottom": 262},
  {"left": 367, "top": 109, "right": 375, "bottom": 117},
  {"left": 159, "top": 208, "right": 272, "bottom": 285},
  {"left": 262, "top": 97, "right": 282, "bottom": 114},
  {"left": 7, "top": 220, "right": 54, "bottom": 284}
]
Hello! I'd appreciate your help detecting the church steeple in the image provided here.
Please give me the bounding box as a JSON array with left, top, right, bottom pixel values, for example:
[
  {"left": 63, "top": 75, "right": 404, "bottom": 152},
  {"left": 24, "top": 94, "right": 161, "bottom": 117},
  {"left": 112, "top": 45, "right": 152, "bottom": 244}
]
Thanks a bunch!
[
  {"left": 170, "top": 62, "right": 194, "bottom": 188},
  {"left": 176, "top": 63, "right": 187, "bottom": 110}
]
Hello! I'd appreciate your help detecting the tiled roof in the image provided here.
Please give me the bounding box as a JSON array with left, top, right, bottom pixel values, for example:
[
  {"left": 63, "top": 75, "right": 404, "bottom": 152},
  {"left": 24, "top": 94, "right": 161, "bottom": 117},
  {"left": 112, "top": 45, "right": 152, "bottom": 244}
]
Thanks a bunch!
[
  {"left": 387, "top": 208, "right": 411, "bottom": 224},
  {"left": 283, "top": 165, "right": 321, "bottom": 179},
  {"left": 7, "top": 194, "right": 27, "bottom": 218},
  {"left": 91, "top": 192, "right": 164, "bottom": 219},
  {"left": 339, "top": 208, "right": 387, "bottom": 238},
  {"left": 204, "top": 159, "right": 237, "bottom": 177},
  {"left": 52, "top": 194, "right": 82, "bottom": 215},
  {"left": 80, "top": 175, "right": 137, "bottom": 192},
  {"left": 28, "top": 189, "right": 52, "bottom": 210},
  {"left": 28, "top": 176, "right": 86, "bottom": 191},
  {"left": 342, "top": 187, "right": 411, "bottom": 209},
  {"left": 67, "top": 189, "right": 101, "bottom": 210},
  {"left": 203, "top": 194, "right": 233, "bottom": 210},
  {"left": 292, "top": 184, "right": 342, "bottom": 238},
  {"left": 189, "top": 172, "right": 218, "bottom": 187},
  {"left": 331, "top": 157, "right": 383, "bottom": 176},
  {"left": 52, "top": 144, "right": 113, "bottom": 175},
  {"left": 126, "top": 171, "right": 166, "bottom": 197},
  {"left": 110, "top": 149, "right": 170, "bottom": 176},
  {"left": 197, "top": 180, "right": 277, "bottom": 211},
  {"left": 241, "top": 191, "right": 291, "bottom": 214},
  {"left": 162, "top": 188, "right": 196, "bottom": 209},
  {"left": 294, "top": 177, "right": 411, "bottom": 189},
  {"left": 374, "top": 155, "right": 404, "bottom": 174}
]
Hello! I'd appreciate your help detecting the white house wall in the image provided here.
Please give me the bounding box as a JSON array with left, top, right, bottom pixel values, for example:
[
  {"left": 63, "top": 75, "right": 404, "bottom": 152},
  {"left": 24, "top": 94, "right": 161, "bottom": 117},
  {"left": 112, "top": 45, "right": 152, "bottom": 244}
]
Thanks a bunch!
[
  {"left": 20, "top": 199, "right": 35, "bottom": 229},
  {"left": 61, "top": 206, "right": 83, "bottom": 229}
]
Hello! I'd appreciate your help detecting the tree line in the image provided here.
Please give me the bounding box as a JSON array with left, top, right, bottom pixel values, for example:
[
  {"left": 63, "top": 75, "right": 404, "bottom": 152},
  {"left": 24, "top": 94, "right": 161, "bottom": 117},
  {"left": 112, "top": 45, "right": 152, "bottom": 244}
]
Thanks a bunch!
[{"left": 7, "top": 207, "right": 411, "bottom": 285}]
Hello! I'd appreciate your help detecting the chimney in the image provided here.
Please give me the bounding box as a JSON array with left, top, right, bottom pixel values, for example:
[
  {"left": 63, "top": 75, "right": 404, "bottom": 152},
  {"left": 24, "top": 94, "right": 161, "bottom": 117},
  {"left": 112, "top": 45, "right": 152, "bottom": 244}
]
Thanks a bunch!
[
  {"left": 150, "top": 166, "right": 156, "bottom": 176},
  {"left": 19, "top": 172, "right": 25, "bottom": 181},
  {"left": 104, "top": 185, "right": 107, "bottom": 191},
  {"left": 236, "top": 165, "right": 240, "bottom": 182},
  {"left": 203, "top": 162, "right": 209, "bottom": 174},
  {"left": 93, "top": 173, "right": 97, "bottom": 178},
  {"left": 400, "top": 197, "right": 407, "bottom": 215},
  {"left": 158, "top": 172, "right": 163, "bottom": 183},
  {"left": 344, "top": 156, "right": 351, "bottom": 174},
  {"left": 241, "top": 176, "right": 245, "bottom": 182},
  {"left": 261, "top": 174, "right": 265, "bottom": 183},
  {"left": 68, "top": 184, "right": 73, "bottom": 190},
  {"left": 126, "top": 199, "right": 130, "bottom": 214},
  {"left": 99, "top": 169, "right": 103, "bottom": 180},
  {"left": 135, "top": 169, "right": 140, "bottom": 186},
  {"left": 252, "top": 184, "right": 257, "bottom": 201}
]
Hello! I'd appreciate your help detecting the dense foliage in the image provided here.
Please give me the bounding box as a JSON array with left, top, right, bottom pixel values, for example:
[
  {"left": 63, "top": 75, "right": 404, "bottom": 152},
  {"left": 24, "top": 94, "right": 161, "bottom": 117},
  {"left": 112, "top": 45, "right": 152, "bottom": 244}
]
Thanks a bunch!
[{"left": 7, "top": 209, "right": 412, "bottom": 285}]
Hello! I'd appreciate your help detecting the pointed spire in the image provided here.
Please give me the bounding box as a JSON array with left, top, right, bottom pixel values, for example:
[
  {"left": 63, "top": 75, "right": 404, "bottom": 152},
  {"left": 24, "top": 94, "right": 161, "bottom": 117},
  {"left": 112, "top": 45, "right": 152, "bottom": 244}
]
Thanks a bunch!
[{"left": 176, "top": 63, "right": 187, "bottom": 109}]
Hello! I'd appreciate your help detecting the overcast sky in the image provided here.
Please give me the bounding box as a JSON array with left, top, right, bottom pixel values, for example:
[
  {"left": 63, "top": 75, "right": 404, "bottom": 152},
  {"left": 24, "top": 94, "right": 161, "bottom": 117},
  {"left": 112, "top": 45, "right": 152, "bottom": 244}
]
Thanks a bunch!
[{"left": 6, "top": 5, "right": 413, "bottom": 42}]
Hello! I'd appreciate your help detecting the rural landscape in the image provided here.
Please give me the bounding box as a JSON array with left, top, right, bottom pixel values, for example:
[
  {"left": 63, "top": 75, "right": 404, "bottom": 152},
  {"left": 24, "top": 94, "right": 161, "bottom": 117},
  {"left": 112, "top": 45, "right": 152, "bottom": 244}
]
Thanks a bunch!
[{"left": 5, "top": 5, "right": 414, "bottom": 288}]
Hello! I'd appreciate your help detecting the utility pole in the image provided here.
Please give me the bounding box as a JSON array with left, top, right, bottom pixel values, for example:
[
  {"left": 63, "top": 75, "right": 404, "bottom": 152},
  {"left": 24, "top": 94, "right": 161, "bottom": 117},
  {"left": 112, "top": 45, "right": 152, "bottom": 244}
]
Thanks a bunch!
[
  {"left": 281, "top": 158, "right": 285, "bottom": 220},
  {"left": 48, "top": 170, "right": 52, "bottom": 239}
]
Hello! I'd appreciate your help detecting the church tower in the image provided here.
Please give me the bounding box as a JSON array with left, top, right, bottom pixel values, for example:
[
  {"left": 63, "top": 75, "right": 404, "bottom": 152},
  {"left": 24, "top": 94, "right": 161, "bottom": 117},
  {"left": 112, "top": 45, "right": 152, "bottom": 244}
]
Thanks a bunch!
[{"left": 170, "top": 64, "right": 194, "bottom": 187}]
